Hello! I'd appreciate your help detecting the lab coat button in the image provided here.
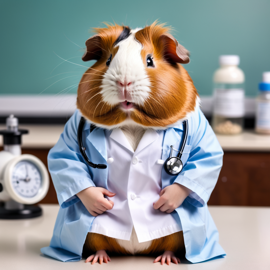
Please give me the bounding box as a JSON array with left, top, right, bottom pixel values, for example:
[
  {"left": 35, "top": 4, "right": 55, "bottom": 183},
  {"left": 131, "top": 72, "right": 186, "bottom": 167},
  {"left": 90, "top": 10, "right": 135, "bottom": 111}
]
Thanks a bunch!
[
  {"left": 107, "top": 157, "right": 114, "bottom": 164},
  {"left": 132, "top": 156, "right": 138, "bottom": 165},
  {"left": 130, "top": 194, "right": 137, "bottom": 200}
]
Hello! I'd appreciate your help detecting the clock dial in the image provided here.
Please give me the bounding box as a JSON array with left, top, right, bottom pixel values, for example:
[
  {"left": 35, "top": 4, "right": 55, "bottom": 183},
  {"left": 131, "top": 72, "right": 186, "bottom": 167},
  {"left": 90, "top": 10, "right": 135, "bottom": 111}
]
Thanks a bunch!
[{"left": 11, "top": 161, "right": 42, "bottom": 198}]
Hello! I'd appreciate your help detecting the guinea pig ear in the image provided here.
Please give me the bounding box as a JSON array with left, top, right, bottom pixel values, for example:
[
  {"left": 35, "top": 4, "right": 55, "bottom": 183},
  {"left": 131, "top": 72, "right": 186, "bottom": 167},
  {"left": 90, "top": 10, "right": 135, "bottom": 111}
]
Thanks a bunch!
[
  {"left": 82, "top": 35, "right": 103, "bottom": 61},
  {"left": 159, "top": 33, "right": 190, "bottom": 64}
]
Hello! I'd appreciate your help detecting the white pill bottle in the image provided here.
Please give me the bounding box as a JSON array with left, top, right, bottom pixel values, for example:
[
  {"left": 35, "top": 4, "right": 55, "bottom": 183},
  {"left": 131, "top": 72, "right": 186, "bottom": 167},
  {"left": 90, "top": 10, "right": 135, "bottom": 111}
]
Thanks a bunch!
[
  {"left": 212, "top": 55, "right": 245, "bottom": 134},
  {"left": 255, "top": 72, "right": 270, "bottom": 134}
]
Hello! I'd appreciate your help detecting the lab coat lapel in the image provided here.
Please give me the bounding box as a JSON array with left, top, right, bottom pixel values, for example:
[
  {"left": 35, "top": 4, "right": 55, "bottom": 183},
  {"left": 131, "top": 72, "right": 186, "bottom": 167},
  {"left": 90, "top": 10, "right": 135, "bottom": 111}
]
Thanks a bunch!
[
  {"left": 135, "top": 129, "right": 159, "bottom": 154},
  {"left": 86, "top": 127, "right": 109, "bottom": 189},
  {"left": 110, "top": 128, "right": 134, "bottom": 153},
  {"left": 86, "top": 127, "right": 107, "bottom": 161}
]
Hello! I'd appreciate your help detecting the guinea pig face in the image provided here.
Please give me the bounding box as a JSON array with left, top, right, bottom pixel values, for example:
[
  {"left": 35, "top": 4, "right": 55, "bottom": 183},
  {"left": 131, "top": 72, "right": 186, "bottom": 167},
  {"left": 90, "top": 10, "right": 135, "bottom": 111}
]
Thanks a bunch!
[{"left": 77, "top": 22, "right": 198, "bottom": 129}]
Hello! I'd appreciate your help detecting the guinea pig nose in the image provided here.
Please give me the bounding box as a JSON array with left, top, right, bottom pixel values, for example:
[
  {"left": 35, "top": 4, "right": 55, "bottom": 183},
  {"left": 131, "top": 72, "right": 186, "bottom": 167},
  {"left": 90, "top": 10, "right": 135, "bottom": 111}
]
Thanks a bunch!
[{"left": 118, "top": 81, "right": 132, "bottom": 87}]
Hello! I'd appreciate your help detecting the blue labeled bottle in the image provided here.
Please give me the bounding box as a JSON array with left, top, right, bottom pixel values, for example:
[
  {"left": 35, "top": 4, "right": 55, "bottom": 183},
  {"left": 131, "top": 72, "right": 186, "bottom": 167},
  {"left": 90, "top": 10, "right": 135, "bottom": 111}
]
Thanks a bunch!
[{"left": 256, "top": 72, "right": 270, "bottom": 134}]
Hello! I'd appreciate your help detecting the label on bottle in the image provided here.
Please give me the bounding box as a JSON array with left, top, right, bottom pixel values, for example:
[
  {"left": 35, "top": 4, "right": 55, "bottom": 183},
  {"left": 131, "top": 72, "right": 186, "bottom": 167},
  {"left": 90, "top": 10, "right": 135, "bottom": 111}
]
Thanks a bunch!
[
  {"left": 213, "top": 88, "right": 245, "bottom": 117},
  {"left": 256, "top": 101, "right": 270, "bottom": 130}
]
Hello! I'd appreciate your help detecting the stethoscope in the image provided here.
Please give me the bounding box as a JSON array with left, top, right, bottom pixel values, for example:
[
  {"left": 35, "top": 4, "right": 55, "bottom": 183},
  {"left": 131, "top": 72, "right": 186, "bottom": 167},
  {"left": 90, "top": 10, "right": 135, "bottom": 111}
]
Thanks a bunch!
[{"left": 78, "top": 117, "right": 188, "bottom": 175}]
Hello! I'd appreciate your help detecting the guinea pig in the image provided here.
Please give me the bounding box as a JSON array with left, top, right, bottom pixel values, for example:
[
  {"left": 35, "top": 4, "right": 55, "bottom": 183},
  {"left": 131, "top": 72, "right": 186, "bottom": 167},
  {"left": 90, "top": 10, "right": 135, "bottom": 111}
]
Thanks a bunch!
[
  {"left": 77, "top": 22, "right": 196, "bottom": 264},
  {"left": 42, "top": 21, "right": 225, "bottom": 266}
]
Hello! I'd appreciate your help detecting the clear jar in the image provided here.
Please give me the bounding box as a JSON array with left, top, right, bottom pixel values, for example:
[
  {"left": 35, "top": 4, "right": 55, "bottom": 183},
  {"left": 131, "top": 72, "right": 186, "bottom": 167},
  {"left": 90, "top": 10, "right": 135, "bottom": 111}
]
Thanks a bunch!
[
  {"left": 255, "top": 72, "right": 270, "bottom": 134},
  {"left": 212, "top": 55, "right": 245, "bottom": 135}
]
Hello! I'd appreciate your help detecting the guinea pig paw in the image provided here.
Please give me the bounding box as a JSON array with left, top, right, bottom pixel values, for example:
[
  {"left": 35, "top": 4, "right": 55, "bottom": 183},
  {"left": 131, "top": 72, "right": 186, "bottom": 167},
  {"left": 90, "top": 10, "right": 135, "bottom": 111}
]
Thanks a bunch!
[
  {"left": 153, "top": 250, "right": 181, "bottom": 265},
  {"left": 85, "top": 249, "right": 111, "bottom": 265}
]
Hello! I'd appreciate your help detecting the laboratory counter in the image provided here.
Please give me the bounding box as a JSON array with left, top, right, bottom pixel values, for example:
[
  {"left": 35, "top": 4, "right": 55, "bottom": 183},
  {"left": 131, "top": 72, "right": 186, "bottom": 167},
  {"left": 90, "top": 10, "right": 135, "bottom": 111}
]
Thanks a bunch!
[
  {"left": 1, "top": 125, "right": 270, "bottom": 151},
  {"left": 0, "top": 125, "right": 270, "bottom": 207},
  {"left": 0, "top": 205, "right": 269, "bottom": 270}
]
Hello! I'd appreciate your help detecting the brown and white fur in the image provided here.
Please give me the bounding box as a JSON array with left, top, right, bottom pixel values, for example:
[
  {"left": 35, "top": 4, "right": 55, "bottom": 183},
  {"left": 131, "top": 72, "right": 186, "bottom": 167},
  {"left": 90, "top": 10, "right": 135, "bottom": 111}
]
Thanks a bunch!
[{"left": 77, "top": 22, "right": 198, "bottom": 263}]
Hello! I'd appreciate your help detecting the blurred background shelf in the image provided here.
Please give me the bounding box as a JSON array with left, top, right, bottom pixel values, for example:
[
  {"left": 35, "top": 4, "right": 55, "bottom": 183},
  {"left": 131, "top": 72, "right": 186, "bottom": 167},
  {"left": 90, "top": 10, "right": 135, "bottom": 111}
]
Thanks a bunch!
[
  {"left": 1, "top": 125, "right": 270, "bottom": 207},
  {"left": 1, "top": 125, "right": 270, "bottom": 150}
]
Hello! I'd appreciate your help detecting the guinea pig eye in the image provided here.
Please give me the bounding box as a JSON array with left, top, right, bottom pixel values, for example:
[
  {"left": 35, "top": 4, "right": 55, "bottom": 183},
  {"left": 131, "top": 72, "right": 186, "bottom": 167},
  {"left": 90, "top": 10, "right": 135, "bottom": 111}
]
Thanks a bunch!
[
  {"left": 146, "top": 55, "right": 154, "bottom": 67},
  {"left": 106, "top": 54, "right": 112, "bottom": 66}
]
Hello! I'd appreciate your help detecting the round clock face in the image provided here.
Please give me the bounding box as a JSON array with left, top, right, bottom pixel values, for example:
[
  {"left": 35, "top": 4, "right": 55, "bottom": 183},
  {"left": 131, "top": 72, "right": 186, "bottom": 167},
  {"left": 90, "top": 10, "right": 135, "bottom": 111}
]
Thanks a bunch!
[{"left": 11, "top": 160, "right": 42, "bottom": 198}]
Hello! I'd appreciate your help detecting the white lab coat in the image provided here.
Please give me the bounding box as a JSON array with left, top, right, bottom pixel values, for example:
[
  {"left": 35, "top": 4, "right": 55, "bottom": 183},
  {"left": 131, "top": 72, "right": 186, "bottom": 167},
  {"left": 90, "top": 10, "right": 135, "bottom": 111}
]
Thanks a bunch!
[
  {"left": 41, "top": 107, "right": 226, "bottom": 263},
  {"left": 90, "top": 128, "right": 181, "bottom": 242}
]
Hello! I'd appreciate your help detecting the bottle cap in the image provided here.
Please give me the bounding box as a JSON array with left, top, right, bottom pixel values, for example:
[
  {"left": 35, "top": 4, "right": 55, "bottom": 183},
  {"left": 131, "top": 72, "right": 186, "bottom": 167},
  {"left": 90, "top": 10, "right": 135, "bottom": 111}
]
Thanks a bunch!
[
  {"left": 259, "top": 72, "right": 270, "bottom": 91},
  {"left": 262, "top": 72, "right": 270, "bottom": 83},
  {"left": 219, "top": 55, "right": 240, "bottom": 66}
]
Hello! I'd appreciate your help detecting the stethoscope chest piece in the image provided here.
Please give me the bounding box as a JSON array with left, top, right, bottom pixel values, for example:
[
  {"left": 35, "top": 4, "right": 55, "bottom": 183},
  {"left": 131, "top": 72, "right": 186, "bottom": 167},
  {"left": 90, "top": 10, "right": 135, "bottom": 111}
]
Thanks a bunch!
[
  {"left": 164, "top": 157, "right": 183, "bottom": 175},
  {"left": 164, "top": 120, "right": 188, "bottom": 176}
]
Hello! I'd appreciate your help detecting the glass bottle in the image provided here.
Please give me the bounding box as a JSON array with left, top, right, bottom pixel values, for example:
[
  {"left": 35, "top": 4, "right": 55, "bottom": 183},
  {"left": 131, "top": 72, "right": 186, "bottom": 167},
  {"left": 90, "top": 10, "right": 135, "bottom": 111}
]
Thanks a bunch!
[
  {"left": 255, "top": 72, "right": 270, "bottom": 134},
  {"left": 212, "top": 55, "right": 245, "bottom": 135}
]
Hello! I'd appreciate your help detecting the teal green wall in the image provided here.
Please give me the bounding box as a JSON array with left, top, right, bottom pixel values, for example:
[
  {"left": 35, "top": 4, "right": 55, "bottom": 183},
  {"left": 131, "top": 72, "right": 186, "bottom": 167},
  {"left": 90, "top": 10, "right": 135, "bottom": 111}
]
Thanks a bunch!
[{"left": 0, "top": 0, "right": 269, "bottom": 97}]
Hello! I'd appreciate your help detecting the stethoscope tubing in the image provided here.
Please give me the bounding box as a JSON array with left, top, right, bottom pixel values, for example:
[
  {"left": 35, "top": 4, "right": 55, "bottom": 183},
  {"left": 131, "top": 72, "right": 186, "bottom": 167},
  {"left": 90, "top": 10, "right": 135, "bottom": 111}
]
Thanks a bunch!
[
  {"left": 177, "top": 120, "right": 188, "bottom": 159},
  {"left": 78, "top": 116, "right": 188, "bottom": 174},
  {"left": 77, "top": 116, "right": 107, "bottom": 169}
]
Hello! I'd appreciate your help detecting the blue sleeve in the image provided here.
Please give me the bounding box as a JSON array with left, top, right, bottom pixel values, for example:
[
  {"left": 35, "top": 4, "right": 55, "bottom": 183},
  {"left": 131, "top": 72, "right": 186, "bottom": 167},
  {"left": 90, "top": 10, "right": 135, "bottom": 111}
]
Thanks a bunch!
[
  {"left": 48, "top": 109, "right": 96, "bottom": 208},
  {"left": 173, "top": 107, "right": 223, "bottom": 207}
]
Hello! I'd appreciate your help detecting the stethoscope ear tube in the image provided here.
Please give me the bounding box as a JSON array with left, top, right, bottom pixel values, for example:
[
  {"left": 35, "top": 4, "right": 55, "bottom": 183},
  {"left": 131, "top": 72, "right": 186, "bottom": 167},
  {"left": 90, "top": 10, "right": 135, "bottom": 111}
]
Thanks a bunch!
[{"left": 77, "top": 117, "right": 107, "bottom": 169}]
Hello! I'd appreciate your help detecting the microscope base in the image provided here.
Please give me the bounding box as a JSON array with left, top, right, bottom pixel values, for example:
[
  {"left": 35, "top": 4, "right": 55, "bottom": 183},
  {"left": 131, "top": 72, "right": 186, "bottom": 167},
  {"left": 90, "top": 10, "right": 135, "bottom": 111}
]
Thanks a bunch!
[{"left": 0, "top": 204, "right": 42, "bottom": 219}]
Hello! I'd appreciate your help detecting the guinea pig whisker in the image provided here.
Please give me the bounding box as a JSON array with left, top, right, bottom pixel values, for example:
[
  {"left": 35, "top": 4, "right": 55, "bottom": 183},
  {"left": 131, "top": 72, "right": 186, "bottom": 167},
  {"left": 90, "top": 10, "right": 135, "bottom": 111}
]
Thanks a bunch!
[
  {"left": 86, "top": 67, "right": 106, "bottom": 74},
  {"left": 99, "top": 101, "right": 107, "bottom": 117},
  {"left": 82, "top": 68, "right": 105, "bottom": 76},
  {"left": 64, "top": 35, "right": 83, "bottom": 49},
  {"left": 54, "top": 83, "right": 79, "bottom": 96},
  {"left": 39, "top": 75, "right": 80, "bottom": 95},
  {"left": 53, "top": 52, "right": 90, "bottom": 69},
  {"left": 89, "top": 42, "right": 109, "bottom": 54},
  {"left": 93, "top": 99, "right": 103, "bottom": 117},
  {"left": 86, "top": 91, "right": 102, "bottom": 104},
  {"left": 50, "top": 56, "right": 82, "bottom": 74},
  {"left": 77, "top": 79, "right": 103, "bottom": 85},
  {"left": 45, "top": 71, "right": 84, "bottom": 80},
  {"left": 83, "top": 71, "right": 105, "bottom": 77},
  {"left": 41, "top": 84, "right": 78, "bottom": 109},
  {"left": 77, "top": 86, "right": 101, "bottom": 97}
]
